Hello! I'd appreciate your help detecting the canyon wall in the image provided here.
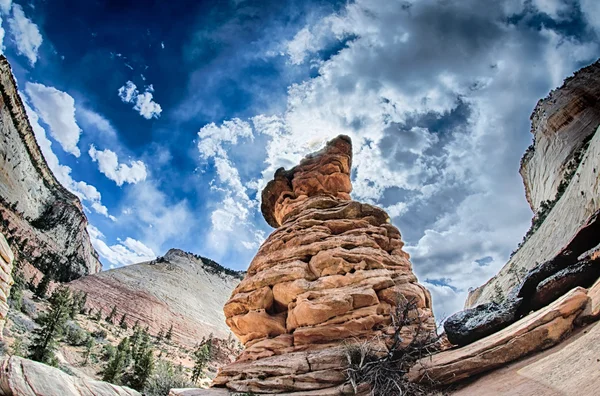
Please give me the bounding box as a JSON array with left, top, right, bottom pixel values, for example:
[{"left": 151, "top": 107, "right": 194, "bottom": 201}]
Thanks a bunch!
[
  {"left": 467, "top": 60, "right": 600, "bottom": 308},
  {"left": 0, "top": 56, "right": 101, "bottom": 281},
  {"left": 68, "top": 249, "right": 242, "bottom": 347},
  {"left": 214, "top": 135, "right": 435, "bottom": 394},
  {"left": 0, "top": 232, "right": 13, "bottom": 338}
]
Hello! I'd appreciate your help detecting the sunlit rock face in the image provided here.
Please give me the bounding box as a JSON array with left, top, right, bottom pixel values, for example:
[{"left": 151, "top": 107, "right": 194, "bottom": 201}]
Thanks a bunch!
[
  {"left": 0, "top": 56, "right": 101, "bottom": 281},
  {"left": 0, "top": 232, "right": 14, "bottom": 339},
  {"left": 214, "top": 135, "right": 435, "bottom": 394}
]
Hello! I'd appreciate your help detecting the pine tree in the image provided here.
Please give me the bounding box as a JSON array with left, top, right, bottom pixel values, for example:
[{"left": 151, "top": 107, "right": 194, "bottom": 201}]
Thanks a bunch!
[
  {"left": 157, "top": 326, "right": 164, "bottom": 341},
  {"left": 29, "top": 287, "right": 72, "bottom": 365},
  {"left": 165, "top": 324, "right": 173, "bottom": 340},
  {"left": 93, "top": 308, "right": 102, "bottom": 321},
  {"left": 191, "top": 344, "right": 210, "bottom": 383},
  {"left": 119, "top": 313, "right": 128, "bottom": 330},
  {"left": 130, "top": 339, "right": 154, "bottom": 390},
  {"left": 34, "top": 273, "right": 51, "bottom": 299},
  {"left": 79, "top": 292, "right": 88, "bottom": 314},
  {"left": 82, "top": 337, "right": 95, "bottom": 366},
  {"left": 106, "top": 305, "right": 118, "bottom": 324},
  {"left": 103, "top": 337, "right": 130, "bottom": 384}
]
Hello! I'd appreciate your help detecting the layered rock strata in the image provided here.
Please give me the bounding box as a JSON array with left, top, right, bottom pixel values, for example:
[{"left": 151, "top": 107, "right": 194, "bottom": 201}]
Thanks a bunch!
[
  {"left": 214, "top": 135, "right": 435, "bottom": 394},
  {"left": 467, "top": 59, "right": 600, "bottom": 307},
  {"left": 68, "top": 249, "right": 242, "bottom": 347},
  {"left": 0, "top": 231, "right": 14, "bottom": 339},
  {"left": 0, "top": 56, "right": 100, "bottom": 281}
]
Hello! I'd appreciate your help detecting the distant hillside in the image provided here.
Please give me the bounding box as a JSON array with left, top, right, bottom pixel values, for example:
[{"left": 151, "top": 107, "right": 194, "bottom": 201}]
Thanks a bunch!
[
  {"left": 0, "top": 56, "right": 101, "bottom": 282},
  {"left": 68, "top": 249, "right": 242, "bottom": 346}
]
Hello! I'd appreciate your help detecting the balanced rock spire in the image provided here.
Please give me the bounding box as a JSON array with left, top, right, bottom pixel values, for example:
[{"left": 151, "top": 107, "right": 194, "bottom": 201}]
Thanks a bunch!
[{"left": 215, "top": 135, "right": 436, "bottom": 394}]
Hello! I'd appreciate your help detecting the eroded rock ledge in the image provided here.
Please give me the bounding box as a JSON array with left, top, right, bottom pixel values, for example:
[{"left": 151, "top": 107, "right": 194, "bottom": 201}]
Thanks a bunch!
[{"left": 214, "top": 135, "right": 435, "bottom": 394}]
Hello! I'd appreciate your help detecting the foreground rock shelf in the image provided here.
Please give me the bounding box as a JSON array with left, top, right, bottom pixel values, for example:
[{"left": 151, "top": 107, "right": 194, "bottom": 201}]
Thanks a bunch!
[{"left": 0, "top": 356, "right": 140, "bottom": 396}]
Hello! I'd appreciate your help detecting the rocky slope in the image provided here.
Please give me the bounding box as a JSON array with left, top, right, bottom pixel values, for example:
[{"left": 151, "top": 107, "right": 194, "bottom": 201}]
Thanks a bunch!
[
  {"left": 467, "top": 60, "right": 600, "bottom": 307},
  {"left": 0, "top": 56, "right": 100, "bottom": 281},
  {"left": 0, "top": 232, "right": 13, "bottom": 338},
  {"left": 68, "top": 249, "right": 243, "bottom": 347},
  {"left": 214, "top": 135, "right": 436, "bottom": 394}
]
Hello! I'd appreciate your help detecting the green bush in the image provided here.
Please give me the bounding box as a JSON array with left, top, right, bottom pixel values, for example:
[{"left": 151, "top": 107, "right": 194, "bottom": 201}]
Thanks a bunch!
[
  {"left": 144, "top": 360, "right": 193, "bottom": 396},
  {"left": 64, "top": 321, "right": 89, "bottom": 346}
]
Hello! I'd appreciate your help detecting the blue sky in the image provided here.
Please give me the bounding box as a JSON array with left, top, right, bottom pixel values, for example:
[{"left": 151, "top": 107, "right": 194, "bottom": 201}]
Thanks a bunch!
[{"left": 1, "top": 0, "right": 598, "bottom": 316}]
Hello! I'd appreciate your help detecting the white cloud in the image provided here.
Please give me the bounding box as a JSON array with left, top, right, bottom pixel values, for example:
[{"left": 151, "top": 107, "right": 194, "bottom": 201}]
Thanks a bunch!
[
  {"left": 87, "top": 224, "right": 156, "bottom": 267},
  {"left": 88, "top": 145, "right": 147, "bottom": 186},
  {"left": 22, "top": 98, "right": 115, "bottom": 221},
  {"left": 77, "top": 108, "right": 118, "bottom": 138},
  {"left": 195, "top": 0, "right": 599, "bottom": 317},
  {"left": 25, "top": 82, "right": 82, "bottom": 157},
  {"left": 580, "top": 0, "right": 600, "bottom": 33},
  {"left": 118, "top": 80, "right": 162, "bottom": 119},
  {"left": 0, "top": 0, "right": 12, "bottom": 15},
  {"left": 7, "top": 4, "right": 42, "bottom": 66},
  {"left": 532, "top": 0, "right": 568, "bottom": 18}
]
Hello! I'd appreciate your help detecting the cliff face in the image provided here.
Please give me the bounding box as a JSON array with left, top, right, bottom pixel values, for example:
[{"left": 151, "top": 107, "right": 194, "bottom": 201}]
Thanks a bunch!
[
  {"left": 68, "top": 249, "right": 243, "bottom": 347},
  {"left": 214, "top": 136, "right": 435, "bottom": 394},
  {"left": 520, "top": 60, "right": 600, "bottom": 213},
  {"left": 467, "top": 60, "right": 600, "bottom": 308},
  {"left": 0, "top": 56, "right": 101, "bottom": 281}
]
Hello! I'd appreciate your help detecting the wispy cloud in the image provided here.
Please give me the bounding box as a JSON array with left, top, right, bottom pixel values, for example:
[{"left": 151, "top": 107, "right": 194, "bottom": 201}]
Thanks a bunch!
[
  {"left": 118, "top": 80, "right": 162, "bottom": 119},
  {"left": 7, "top": 4, "right": 42, "bottom": 66}
]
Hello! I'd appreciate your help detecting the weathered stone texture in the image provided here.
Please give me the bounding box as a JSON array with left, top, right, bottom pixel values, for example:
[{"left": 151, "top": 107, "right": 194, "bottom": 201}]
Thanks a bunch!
[
  {"left": 0, "top": 356, "right": 140, "bottom": 396},
  {"left": 215, "top": 135, "right": 435, "bottom": 394},
  {"left": 0, "top": 231, "right": 14, "bottom": 339},
  {"left": 0, "top": 56, "right": 100, "bottom": 281},
  {"left": 410, "top": 287, "right": 589, "bottom": 385}
]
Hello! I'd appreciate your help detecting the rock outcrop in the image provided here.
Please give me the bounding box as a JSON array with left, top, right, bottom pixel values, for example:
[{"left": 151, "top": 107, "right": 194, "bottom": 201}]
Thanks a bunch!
[
  {"left": 0, "top": 56, "right": 100, "bottom": 281},
  {"left": 0, "top": 231, "right": 14, "bottom": 338},
  {"left": 520, "top": 60, "right": 600, "bottom": 214},
  {"left": 0, "top": 355, "right": 140, "bottom": 396},
  {"left": 214, "top": 135, "right": 435, "bottom": 394},
  {"left": 68, "top": 249, "right": 243, "bottom": 347},
  {"left": 467, "top": 60, "right": 600, "bottom": 308},
  {"left": 410, "top": 287, "right": 589, "bottom": 385}
]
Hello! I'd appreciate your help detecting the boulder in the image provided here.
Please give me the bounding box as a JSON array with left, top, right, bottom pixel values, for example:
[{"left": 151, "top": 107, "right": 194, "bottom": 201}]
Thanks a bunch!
[
  {"left": 0, "top": 356, "right": 140, "bottom": 396},
  {"left": 443, "top": 297, "right": 522, "bottom": 346},
  {"left": 216, "top": 135, "right": 435, "bottom": 394},
  {"left": 409, "top": 287, "right": 589, "bottom": 385}
]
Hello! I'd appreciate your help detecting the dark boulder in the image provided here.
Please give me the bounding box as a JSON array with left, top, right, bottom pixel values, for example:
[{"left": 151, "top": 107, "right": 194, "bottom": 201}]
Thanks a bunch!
[
  {"left": 444, "top": 297, "right": 523, "bottom": 346},
  {"left": 529, "top": 260, "right": 600, "bottom": 311}
]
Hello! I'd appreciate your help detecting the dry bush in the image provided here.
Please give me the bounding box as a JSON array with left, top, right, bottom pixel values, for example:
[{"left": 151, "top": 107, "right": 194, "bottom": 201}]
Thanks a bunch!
[{"left": 344, "top": 297, "right": 444, "bottom": 396}]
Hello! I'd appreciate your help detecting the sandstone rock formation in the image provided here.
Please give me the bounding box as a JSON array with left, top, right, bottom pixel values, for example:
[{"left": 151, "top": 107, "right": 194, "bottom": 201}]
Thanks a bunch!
[
  {"left": 0, "top": 231, "right": 14, "bottom": 338},
  {"left": 467, "top": 59, "right": 600, "bottom": 307},
  {"left": 410, "top": 287, "right": 589, "bottom": 385},
  {"left": 214, "top": 135, "right": 435, "bottom": 394},
  {"left": 68, "top": 249, "right": 243, "bottom": 347},
  {"left": 0, "top": 56, "right": 100, "bottom": 281},
  {"left": 521, "top": 60, "right": 600, "bottom": 214},
  {"left": 0, "top": 355, "right": 140, "bottom": 396}
]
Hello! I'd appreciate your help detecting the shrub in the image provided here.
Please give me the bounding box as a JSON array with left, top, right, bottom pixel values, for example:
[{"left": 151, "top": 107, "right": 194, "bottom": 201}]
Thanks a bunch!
[
  {"left": 144, "top": 360, "right": 193, "bottom": 396},
  {"left": 20, "top": 296, "right": 37, "bottom": 317},
  {"left": 92, "top": 329, "right": 108, "bottom": 340},
  {"left": 64, "top": 321, "right": 89, "bottom": 346},
  {"left": 344, "top": 298, "right": 442, "bottom": 395}
]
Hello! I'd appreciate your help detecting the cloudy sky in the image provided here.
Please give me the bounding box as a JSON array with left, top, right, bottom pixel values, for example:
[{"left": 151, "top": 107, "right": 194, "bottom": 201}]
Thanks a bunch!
[{"left": 1, "top": 0, "right": 598, "bottom": 317}]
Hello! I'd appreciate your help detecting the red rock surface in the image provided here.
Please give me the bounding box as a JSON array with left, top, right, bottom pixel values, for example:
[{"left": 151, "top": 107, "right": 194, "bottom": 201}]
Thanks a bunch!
[
  {"left": 0, "top": 231, "right": 14, "bottom": 338},
  {"left": 214, "top": 135, "right": 435, "bottom": 394}
]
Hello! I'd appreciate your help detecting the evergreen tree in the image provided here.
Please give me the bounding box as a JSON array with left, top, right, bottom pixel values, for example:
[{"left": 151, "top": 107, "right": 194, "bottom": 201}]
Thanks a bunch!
[
  {"left": 165, "top": 324, "right": 173, "bottom": 340},
  {"left": 119, "top": 313, "right": 128, "bottom": 330},
  {"left": 29, "top": 287, "right": 72, "bottom": 365},
  {"left": 34, "top": 274, "right": 51, "bottom": 299},
  {"left": 79, "top": 292, "right": 88, "bottom": 314},
  {"left": 106, "top": 305, "right": 118, "bottom": 324},
  {"left": 191, "top": 344, "right": 211, "bottom": 383},
  {"left": 103, "top": 337, "right": 130, "bottom": 384},
  {"left": 130, "top": 336, "right": 154, "bottom": 390},
  {"left": 8, "top": 268, "right": 25, "bottom": 311},
  {"left": 156, "top": 326, "right": 164, "bottom": 341},
  {"left": 93, "top": 308, "right": 102, "bottom": 321},
  {"left": 82, "top": 337, "right": 95, "bottom": 366}
]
